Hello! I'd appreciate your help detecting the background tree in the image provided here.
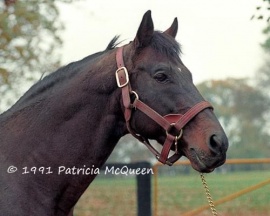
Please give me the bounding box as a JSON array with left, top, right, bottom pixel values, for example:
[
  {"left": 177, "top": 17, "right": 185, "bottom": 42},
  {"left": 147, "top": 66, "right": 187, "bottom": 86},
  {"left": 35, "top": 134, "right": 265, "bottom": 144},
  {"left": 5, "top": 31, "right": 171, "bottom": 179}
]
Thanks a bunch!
[
  {"left": 252, "top": 0, "right": 270, "bottom": 88},
  {"left": 0, "top": 0, "right": 73, "bottom": 112},
  {"left": 253, "top": 0, "right": 270, "bottom": 135},
  {"left": 198, "top": 78, "right": 270, "bottom": 158},
  {"left": 251, "top": 0, "right": 270, "bottom": 22}
]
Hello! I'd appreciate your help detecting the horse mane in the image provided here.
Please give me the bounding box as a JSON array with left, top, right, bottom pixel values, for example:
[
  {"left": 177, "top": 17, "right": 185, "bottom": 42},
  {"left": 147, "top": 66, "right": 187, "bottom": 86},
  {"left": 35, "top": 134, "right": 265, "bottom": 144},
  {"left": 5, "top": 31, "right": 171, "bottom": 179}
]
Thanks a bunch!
[
  {"left": 106, "top": 35, "right": 122, "bottom": 50},
  {"left": 7, "top": 37, "right": 120, "bottom": 113},
  {"left": 6, "top": 33, "right": 180, "bottom": 113}
]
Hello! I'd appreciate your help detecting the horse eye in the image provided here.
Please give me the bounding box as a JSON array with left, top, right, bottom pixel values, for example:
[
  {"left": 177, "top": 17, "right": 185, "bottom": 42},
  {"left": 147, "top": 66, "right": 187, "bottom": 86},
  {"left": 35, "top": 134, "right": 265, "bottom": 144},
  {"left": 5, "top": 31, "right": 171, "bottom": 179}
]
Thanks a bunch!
[{"left": 154, "top": 72, "right": 169, "bottom": 83}]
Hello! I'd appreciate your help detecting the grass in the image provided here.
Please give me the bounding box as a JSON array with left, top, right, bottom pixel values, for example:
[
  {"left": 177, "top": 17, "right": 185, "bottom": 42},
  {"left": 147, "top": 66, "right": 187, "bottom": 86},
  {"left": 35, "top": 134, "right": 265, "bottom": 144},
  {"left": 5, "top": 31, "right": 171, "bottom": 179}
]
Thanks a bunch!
[
  {"left": 74, "top": 177, "right": 137, "bottom": 216},
  {"left": 155, "top": 170, "right": 270, "bottom": 216},
  {"left": 74, "top": 170, "right": 270, "bottom": 216}
]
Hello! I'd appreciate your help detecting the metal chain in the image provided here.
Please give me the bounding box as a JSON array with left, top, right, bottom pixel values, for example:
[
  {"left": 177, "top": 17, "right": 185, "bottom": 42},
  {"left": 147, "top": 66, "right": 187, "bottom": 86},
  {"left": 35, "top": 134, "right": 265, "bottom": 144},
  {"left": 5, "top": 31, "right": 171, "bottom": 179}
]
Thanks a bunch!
[{"left": 200, "top": 173, "right": 218, "bottom": 216}]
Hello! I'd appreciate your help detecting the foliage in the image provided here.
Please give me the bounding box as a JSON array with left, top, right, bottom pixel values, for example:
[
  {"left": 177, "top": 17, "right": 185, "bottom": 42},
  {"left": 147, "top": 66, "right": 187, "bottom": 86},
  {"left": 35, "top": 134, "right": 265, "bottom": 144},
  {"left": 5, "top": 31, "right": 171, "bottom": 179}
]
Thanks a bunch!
[
  {"left": 0, "top": 0, "right": 73, "bottom": 111},
  {"left": 251, "top": 0, "right": 270, "bottom": 21},
  {"left": 251, "top": 0, "right": 270, "bottom": 51},
  {"left": 257, "top": 11, "right": 270, "bottom": 96},
  {"left": 256, "top": 62, "right": 270, "bottom": 92},
  {"left": 262, "top": 25, "right": 270, "bottom": 52},
  {"left": 197, "top": 78, "right": 270, "bottom": 158}
]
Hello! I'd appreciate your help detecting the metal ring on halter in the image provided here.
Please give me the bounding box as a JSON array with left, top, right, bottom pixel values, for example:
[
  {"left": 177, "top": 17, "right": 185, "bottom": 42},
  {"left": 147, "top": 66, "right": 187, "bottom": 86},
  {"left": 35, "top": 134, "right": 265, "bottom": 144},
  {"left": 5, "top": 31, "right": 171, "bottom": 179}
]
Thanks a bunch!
[
  {"left": 175, "top": 128, "right": 183, "bottom": 141},
  {"left": 166, "top": 123, "right": 183, "bottom": 139},
  {"left": 166, "top": 125, "right": 183, "bottom": 154},
  {"left": 130, "top": 91, "right": 139, "bottom": 109},
  {"left": 174, "top": 129, "right": 183, "bottom": 154},
  {"left": 130, "top": 91, "right": 139, "bottom": 100}
]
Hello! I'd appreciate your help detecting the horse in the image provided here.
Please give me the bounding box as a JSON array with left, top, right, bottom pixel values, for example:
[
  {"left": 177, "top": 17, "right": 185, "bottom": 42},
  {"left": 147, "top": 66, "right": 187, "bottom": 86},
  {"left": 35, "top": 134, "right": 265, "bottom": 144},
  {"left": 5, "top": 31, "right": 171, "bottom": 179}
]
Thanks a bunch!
[{"left": 0, "top": 10, "right": 228, "bottom": 215}]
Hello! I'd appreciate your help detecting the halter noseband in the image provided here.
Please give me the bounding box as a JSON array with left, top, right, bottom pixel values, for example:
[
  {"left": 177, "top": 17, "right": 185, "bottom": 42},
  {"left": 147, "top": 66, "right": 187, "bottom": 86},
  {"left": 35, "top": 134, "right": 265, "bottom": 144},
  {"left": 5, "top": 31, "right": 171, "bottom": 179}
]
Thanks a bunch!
[{"left": 115, "top": 46, "right": 213, "bottom": 166}]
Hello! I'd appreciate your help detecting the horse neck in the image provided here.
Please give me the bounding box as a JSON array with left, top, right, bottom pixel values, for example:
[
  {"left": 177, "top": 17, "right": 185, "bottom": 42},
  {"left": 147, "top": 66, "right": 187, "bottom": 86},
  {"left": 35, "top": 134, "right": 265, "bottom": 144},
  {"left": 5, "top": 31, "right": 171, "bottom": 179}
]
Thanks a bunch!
[
  {"left": 0, "top": 48, "right": 128, "bottom": 213},
  {"left": 71, "top": 55, "right": 126, "bottom": 160},
  {"left": 46, "top": 50, "right": 127, "bottom": 164}
]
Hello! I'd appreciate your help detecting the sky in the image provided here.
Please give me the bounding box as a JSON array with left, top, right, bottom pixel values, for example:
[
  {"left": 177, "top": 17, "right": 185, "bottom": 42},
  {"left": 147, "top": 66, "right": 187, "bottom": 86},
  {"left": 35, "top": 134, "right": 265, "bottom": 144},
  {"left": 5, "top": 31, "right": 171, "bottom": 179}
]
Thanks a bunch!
[{"left": 57, "top": 0, "right": 268, "bottom": 84}]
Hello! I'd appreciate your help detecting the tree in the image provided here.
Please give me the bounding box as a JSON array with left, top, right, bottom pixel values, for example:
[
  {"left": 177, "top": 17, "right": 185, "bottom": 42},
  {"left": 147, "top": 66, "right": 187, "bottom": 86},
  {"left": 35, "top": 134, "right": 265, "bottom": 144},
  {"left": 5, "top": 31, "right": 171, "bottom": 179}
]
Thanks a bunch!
[
  {"left": 251, "top": 0, "right": 270, "bottom": 22},
  {"left": 0, "top": 0, "right": 73, "bottom": 112},
  {"left": 251, "top": 0, "right": 270, "bottom": 83},
  {"left": 251, "top": 0, "right": 270, "bottom": 73},
  {"left": 252, "top": 0, "right": 270, "bottom": 135},
  {"left": 256, "top": 62, "right": 270, "bottom": 92},
  {"left": 197, "top": 78, "right": 270, "bottom": 158}
]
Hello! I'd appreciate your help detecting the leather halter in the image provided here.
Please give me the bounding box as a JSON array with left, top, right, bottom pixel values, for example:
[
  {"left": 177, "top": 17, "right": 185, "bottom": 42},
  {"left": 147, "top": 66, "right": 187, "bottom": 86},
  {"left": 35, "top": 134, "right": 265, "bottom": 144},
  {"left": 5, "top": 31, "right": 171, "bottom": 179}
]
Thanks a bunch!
[{"left": 115, "top": 46, "right": 213, "bottom": 166}]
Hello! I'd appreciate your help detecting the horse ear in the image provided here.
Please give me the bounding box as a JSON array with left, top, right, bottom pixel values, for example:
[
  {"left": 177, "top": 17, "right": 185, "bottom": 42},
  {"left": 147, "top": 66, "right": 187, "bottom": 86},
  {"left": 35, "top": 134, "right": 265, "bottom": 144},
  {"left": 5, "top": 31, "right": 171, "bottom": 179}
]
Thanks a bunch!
[
  {"left": 134, "top": 10, "right": 154, "bottom": 48},
  {"left": 164, "top": 18, "right": 178, "bottom": 38}
]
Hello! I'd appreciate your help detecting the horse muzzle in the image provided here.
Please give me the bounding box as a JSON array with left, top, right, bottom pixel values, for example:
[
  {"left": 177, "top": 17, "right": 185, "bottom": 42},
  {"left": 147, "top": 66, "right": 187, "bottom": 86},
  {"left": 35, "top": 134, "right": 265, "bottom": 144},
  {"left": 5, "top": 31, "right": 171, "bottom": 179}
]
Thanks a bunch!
[{"left": 181, "top": 132, "right": 228, "bottom": 173}]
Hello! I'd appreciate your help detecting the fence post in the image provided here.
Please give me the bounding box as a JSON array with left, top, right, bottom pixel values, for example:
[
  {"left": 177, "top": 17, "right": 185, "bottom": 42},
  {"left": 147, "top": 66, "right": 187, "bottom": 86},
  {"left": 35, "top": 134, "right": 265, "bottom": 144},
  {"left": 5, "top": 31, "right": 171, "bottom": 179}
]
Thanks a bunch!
[{"left": 136, "top": 161, "right": 152, "bottom": 216}]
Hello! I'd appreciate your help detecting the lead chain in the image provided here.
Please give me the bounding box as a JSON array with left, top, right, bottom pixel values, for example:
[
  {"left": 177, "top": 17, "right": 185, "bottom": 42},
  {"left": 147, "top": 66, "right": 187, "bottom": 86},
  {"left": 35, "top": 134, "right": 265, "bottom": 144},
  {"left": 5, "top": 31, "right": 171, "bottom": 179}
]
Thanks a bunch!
[{"left": 200, "top": 173, "right": 218, "bottom": 216}]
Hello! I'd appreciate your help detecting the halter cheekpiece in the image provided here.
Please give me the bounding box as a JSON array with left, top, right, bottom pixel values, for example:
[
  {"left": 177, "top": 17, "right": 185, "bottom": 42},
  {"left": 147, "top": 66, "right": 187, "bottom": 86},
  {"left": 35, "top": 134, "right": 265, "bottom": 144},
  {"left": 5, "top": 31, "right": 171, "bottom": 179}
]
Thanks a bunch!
[{"left": 115, "top": 46, "right": 213, "bottom": 166}]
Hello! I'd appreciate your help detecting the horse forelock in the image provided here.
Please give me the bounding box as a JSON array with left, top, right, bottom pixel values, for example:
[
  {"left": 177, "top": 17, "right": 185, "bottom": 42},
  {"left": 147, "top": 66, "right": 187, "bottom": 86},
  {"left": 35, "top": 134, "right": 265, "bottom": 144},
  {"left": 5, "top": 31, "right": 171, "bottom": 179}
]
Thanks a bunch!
[{"left": 150, "top": 31, "right": 182, "bottom": 60}]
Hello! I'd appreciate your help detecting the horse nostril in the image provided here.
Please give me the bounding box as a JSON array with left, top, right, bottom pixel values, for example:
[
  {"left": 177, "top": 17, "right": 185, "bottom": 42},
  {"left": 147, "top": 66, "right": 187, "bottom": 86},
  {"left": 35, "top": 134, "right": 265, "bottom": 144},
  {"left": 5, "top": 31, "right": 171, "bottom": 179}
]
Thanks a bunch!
[{"left": 208, "top": 134, "right": 222, "bottom": 155}]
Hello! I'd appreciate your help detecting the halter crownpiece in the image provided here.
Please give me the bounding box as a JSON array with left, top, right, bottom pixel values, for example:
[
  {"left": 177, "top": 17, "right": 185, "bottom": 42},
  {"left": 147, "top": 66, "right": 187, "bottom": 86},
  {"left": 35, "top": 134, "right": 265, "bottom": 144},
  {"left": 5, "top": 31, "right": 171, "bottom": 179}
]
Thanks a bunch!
[{"left": 115, "top": 46, "right": 213, "bottom": 166}]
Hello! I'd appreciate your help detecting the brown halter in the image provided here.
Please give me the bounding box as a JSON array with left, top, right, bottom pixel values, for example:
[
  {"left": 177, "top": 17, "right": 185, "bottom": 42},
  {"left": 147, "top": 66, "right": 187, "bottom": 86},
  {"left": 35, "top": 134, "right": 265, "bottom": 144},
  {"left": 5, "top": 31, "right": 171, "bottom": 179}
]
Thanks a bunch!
[{"left": 115, "top": 46, "right": 213, "bottom": 166}]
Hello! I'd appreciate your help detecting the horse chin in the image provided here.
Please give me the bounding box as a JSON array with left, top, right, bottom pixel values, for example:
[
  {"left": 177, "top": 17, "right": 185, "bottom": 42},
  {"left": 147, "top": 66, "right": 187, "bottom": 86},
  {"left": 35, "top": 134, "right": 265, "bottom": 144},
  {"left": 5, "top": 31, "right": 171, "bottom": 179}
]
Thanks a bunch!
[{"left": 183, "top": 149, "right": 223, "bottom": 173}]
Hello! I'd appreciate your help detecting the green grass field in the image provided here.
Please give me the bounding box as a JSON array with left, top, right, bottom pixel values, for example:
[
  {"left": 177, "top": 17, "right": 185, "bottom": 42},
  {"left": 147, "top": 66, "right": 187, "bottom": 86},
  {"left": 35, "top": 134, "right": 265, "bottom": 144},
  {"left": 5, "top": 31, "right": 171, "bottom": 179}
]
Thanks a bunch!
[{"left": 74, "top": 170, "right": 270, "bottom": 216}]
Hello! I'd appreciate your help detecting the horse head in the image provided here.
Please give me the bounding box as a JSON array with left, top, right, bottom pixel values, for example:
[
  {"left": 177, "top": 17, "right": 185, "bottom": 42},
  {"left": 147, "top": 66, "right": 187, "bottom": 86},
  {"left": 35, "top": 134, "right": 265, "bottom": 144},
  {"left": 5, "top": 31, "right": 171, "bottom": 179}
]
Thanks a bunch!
[{"left": 117, "top": 11, "right": 228, "bottom": 172}]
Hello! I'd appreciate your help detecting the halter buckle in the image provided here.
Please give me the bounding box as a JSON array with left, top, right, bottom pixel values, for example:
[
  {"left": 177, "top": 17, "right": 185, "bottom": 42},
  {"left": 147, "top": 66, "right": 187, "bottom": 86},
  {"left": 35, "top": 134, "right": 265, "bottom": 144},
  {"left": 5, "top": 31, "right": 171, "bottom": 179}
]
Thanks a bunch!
[{"left": 116, "top": 67, "right": 129, "bottom": 88}]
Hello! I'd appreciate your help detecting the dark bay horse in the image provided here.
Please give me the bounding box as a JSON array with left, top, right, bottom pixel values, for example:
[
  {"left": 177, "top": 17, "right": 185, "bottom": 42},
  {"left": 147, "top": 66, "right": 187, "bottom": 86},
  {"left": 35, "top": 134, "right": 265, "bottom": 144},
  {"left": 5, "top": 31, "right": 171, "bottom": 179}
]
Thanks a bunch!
[{"left": 0, "top": 11, "right": 228, "bottom": 215}]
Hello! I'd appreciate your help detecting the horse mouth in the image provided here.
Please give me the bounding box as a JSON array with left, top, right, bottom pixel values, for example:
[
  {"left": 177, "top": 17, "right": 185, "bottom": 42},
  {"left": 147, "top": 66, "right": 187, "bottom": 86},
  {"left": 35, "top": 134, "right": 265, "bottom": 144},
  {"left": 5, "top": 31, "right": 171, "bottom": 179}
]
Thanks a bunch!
[{"left": 184, "top": 148, "right": 224, "bottom": 173}]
